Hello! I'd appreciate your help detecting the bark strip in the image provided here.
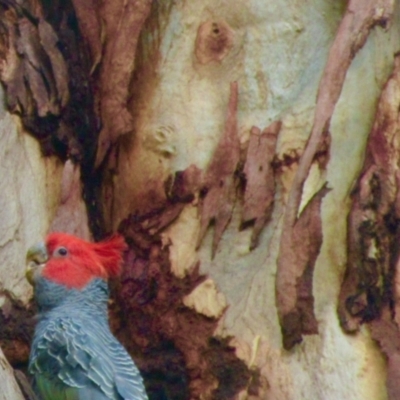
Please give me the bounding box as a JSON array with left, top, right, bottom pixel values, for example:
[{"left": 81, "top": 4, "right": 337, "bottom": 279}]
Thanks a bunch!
[
  {"left": 68, "top": 0, "right": 154, "bottom": 166},
  {"left": 241, "top": 122, "right": 280, "bottom": 249},
  {"left": 197, "top": 82, "right": 240, "bottom": 258},
  {"left": 276, "top": 185, "right": 329, "bottom": 349},
  {"left": 95, "top": 0, "right": 153, "bottom": 167}
]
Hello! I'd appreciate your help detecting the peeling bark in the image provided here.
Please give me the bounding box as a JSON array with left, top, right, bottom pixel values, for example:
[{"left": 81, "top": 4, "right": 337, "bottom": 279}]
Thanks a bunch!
[
  {"left": 277, "top": 0, "right": 394, "bottom": 349},
  {"left": 119, "top": 166, "right": 201, "bottom": 248},
  {"left": 0, "top": 0, "right": 153, "bottom": 167},
  {"left": 338, "top": 55, "right": 400, "bottom": 335},
  {"left": 0, "top": 0, "right": 99, "bottom": 161},
  {"left": 276, "top": 185, "right": 329, "bottom": 349},
  {"left": 241, "top": 122, "right": 280, "bottom": 249},
  {"left": 197, "top": 82, "right": 240, "bottom": 258},
  {"left": 116, "top": 206, "right": 253, "bottom": 399},
  {"left": 0, "top": 11, "right": 68, "bottom": 118},
  {"left": 0, "top": 0, "right": 109, "bottom": 240},
  {"left": 95, "top": 0, "right": 153, "bottom": 167}
]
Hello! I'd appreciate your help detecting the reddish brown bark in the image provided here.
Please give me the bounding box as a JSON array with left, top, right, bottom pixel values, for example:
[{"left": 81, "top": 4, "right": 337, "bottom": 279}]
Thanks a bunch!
[
  {"left": 95, "top": 0, "right": 153, "bottom": 166},
  {"left": 242, "top": 122, "right": 280, "bottom": 249},
  {"left": 338, "top": 55, "right": 400, "bottom": 332},
  {"left": 276, "top": 185, "right": 329, "bottom": 349},
  {"left": 70, "top": 0, "right": 102, "bottom": 71},
  {"left": 0, "top": 12, "right": 68, "bottom": 118},
  {"left": 0, "top": 1, "right": 99, "bottom": 162},
  {"left": 115, "top": 171, "right": 254, "bottom": 398},
  {"left": 197, "top": 82, "right": 240, "bottom": 258}
]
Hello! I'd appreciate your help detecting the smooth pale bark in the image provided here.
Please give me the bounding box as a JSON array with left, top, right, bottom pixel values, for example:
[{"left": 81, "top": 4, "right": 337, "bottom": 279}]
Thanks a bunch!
[
  {"left": 0, "top": 87, "right": 62, "bottom": 304},
  {"left": 0, "top": 346, "right": 24, "bottom": 400}
]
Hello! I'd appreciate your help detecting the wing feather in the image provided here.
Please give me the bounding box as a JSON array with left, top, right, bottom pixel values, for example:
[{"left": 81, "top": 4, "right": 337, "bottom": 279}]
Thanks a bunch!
[{"left": 30, "top": 315, "right": 148, "bottom": 400}]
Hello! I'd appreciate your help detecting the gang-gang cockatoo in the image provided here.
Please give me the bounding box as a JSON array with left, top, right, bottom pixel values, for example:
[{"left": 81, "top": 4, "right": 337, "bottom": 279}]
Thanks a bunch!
[{"left": 25, "top": 232, "right": 148, "bottom": 400}]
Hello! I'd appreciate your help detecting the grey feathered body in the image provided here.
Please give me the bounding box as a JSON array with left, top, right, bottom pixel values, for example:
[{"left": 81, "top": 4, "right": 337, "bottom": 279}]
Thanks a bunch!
[{"left": 29, "top": 278, "right": 148, "bottom": 400}]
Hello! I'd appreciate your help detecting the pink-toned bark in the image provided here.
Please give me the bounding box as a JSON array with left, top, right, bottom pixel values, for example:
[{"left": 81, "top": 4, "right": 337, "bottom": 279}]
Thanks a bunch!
[
  {"left": 197, "top": 82, "right": 240, "bottom": 258},
  {"left": 242, "top": 122, "right": 280, "bottom": 249}
]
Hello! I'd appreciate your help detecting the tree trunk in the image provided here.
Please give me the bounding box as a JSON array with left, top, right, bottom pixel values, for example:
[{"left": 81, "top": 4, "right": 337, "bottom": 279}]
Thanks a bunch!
[
  {"left": 1, "top": 1, "right": 400, "bottom": 399},
  {"left": 0, "top": 347, "right": 24, "bottom": 400}
]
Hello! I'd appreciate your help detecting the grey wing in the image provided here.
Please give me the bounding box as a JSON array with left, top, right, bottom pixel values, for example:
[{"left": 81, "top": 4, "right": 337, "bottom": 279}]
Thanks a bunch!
[
  {"left": 30, "top": 317, "right": 148, "bottom": 400},
  {"left": 104, "top": 332, "right": 148, "bottom": 400}
]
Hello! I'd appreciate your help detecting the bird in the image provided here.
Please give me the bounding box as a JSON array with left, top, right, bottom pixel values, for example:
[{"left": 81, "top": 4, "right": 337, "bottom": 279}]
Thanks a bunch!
[{"left": 26, "top": 232, "right": 148, "bottom": 400}]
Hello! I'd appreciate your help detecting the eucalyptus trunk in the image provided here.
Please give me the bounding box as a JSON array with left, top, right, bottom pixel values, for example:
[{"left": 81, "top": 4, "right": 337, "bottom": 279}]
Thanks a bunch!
[{"left": 0, "top": 1, "right": 400, "bottom": 399}]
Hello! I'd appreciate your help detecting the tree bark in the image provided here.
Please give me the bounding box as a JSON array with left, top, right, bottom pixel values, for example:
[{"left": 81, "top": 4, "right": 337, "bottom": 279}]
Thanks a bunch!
[
  {"left": 0, "top": 346, "right": 24, "bottom": 400},
  {"left": 1, "top": 1, "right": 400, "bottom": 399}
]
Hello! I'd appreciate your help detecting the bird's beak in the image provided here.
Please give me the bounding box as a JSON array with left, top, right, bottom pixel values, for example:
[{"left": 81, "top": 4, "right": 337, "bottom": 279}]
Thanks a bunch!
[{"left": 26, "top": 242, "right": 48, "bottom": 286}]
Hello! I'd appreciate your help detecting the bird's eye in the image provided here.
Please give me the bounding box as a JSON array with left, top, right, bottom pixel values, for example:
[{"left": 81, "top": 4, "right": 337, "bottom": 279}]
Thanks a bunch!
[{"left": 55, "top": 247, "right": 68, "bottom": 257}]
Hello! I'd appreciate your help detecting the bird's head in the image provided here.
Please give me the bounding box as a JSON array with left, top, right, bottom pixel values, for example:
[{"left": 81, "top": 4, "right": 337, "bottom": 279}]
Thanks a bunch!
[{"left": 26, "top": 232, "right": 127, "bottom": 290}]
